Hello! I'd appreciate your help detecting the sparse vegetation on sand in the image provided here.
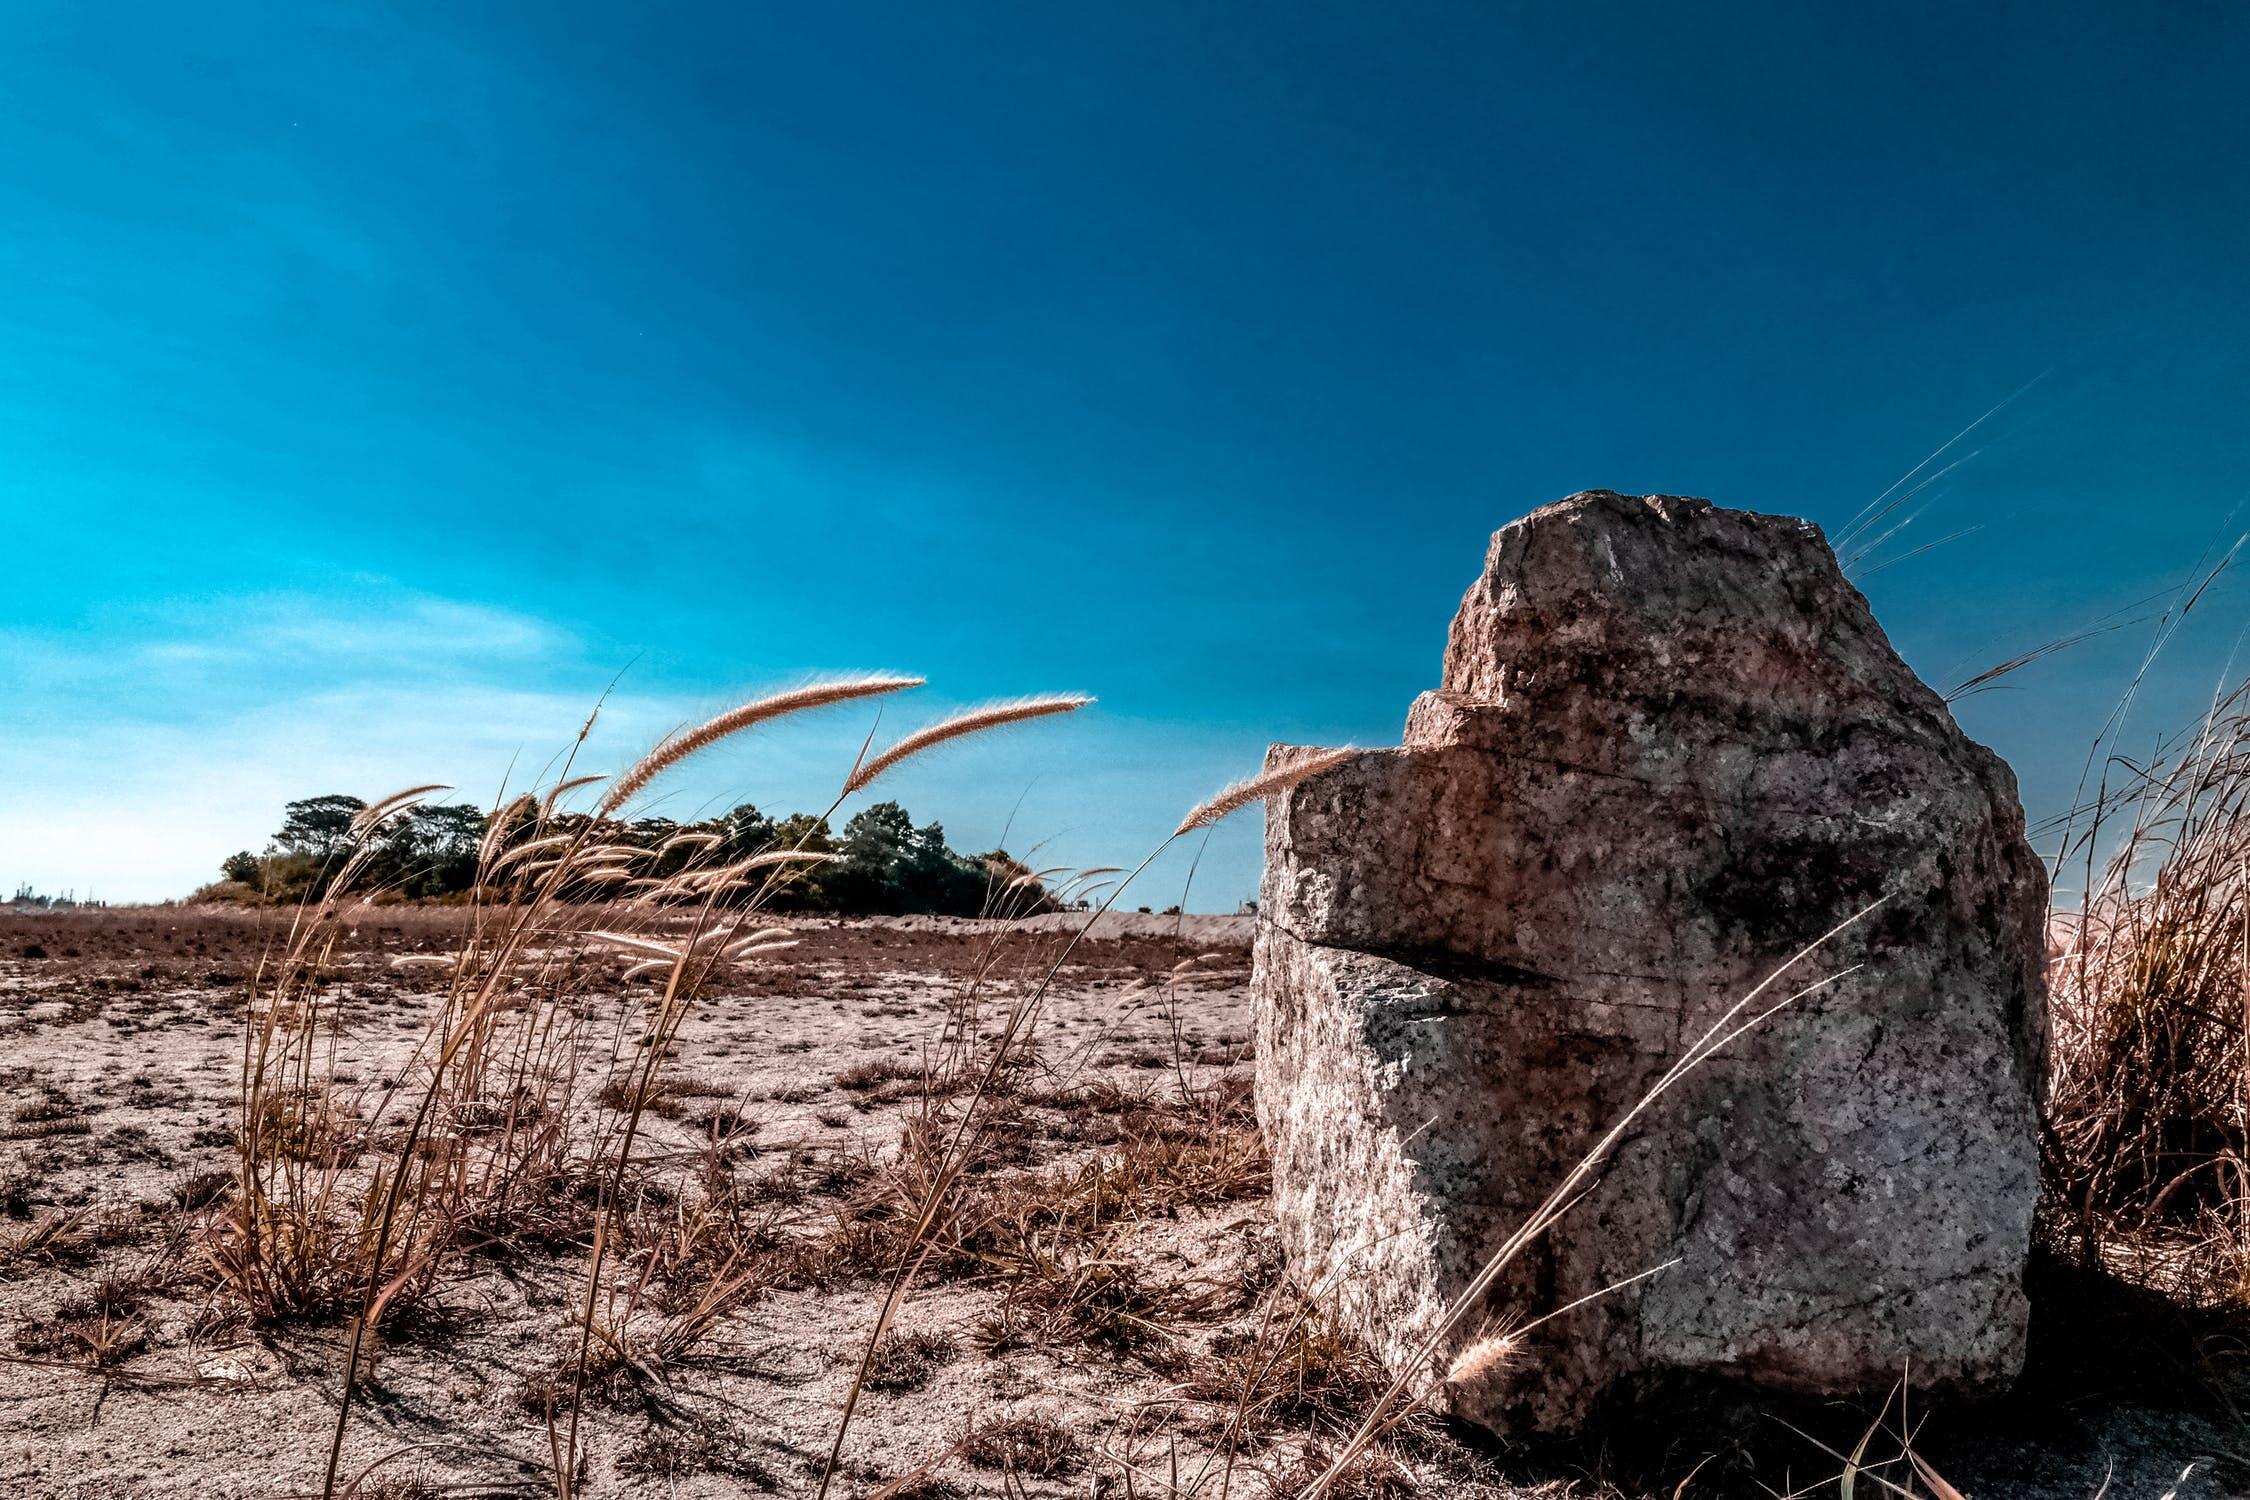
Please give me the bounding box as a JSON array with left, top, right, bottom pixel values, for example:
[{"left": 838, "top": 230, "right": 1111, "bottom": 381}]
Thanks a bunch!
[{"left": 3, "top": 676, "right": 2249, "bottom": 1499}]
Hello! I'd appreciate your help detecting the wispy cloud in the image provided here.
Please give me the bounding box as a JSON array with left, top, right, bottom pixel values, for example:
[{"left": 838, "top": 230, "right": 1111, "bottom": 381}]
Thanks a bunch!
[
  {"left": 2, "top": 587, "right": 634, "bottom": 898},
  {"left": 7, "top": 590, "right": 561, "bottom": 683},
  {"left": 1, "top": 582, "right": 1283, "bottom": 908}
]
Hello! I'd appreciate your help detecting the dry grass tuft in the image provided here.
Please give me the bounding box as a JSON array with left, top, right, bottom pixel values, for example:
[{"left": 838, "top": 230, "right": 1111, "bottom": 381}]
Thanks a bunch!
[
  {"left": 1260, "top": 1443, "right": 1419, "bottom": 1500},
  {"left": 864, "top": 1327, "right": 959, "bottom": 1392},
  {"left": 979, "top": 1227, "right": 1173, "bottom": 1357},
  {"left": 958, "top": 1411, "right": 1083, "bottom": 1477},
  {"left": 12, "top": 1272, "right": 155, "bottom": 1370},
  {"left": 2044, "top": 677, "right": 2250, "bottom": 1294},
  {"left": 1183, "top": 1306, "right": 1391, "bottom": 1438},
  {"left": 617, "top": 1413, "right": 777, "bottom": 1483},
  {"left": 0, "top": 1209, "right": 130, "bottom": 1279},
  {"left": 834, "top": 1055, "right": 932, "bottom": 1095}
]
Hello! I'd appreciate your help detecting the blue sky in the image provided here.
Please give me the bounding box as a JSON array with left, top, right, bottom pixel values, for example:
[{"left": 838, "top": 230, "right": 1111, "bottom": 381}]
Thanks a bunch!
[{"left": 4, "top": 3, "right": 2249, "bottom": 904}]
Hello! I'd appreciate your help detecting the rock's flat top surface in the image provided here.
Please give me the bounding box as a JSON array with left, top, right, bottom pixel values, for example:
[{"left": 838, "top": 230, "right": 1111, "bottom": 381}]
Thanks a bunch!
[{"left": 1252, "top": 491, "right": 2048, "bottom": 1434}]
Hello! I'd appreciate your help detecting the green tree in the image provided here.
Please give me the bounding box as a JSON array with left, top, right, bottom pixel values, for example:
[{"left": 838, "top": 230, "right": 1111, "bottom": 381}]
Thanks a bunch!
[
  {"left": 714, "top": 804, "right": 778, "bottom": 862},
  {"left": 829, "top": 802, "right": 914, "bottom": 913},
  {"left": 274, "top": 795, "right": 367, "bottom": 860},
  {"left": 894, "top": 816, "right": 986, "bottom": 915},
  {"left": 253, "top": 794, "right": 370, "bottom": 901},
  {"left": 229, "top": 792, "right": 1055, "bottom": 915},
  {"left": 822, "top": 802, "right": 991, "bottom": 916},
  {"left": 760, "top": 812, "right": 835, "bottom": 911},
  {"left": 384, "top": 804, "right": 485, "bottom": 897}
]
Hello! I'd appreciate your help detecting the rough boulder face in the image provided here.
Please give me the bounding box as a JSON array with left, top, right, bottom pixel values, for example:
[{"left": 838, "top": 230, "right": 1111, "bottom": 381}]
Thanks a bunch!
[{"left": 1252, "top": 491, "right": 2047, "bottom": 1435}]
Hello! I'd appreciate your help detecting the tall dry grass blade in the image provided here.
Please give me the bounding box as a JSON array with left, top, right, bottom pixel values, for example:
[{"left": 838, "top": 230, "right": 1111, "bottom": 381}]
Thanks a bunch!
[
  {"left": 1908, "top": 1453, "right": 1970, "bottom": 1500},
  {"left": 1768, "top": 1410, "right": 1920, "bottom": 1500},
  {"left": 1175, "top": 748, "right": 1355, "bottom": 836},
  {"left": 601, "top": 675, "right": 924, "bottom": 815},
  {"left": 1948, "top": 610, "right": 2153, "bottom": 701},
  {"left": 843, "top": 695, "right": 1094, "bottom": 795},
  {"left": 1837, "top": 374, "right": 2043, "bottom": 553}
]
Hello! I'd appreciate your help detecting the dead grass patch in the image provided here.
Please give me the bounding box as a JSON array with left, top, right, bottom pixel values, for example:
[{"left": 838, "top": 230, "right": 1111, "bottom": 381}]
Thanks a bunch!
[
  {"left": 864, "top": 1327, "right": 959, "bottom": 1392},
  {"left": 958, "top": 1411, "right": 1082, "bottom": 1477},
  {"left": 618, "top": 1412, "right": 777, "bottom": 1483}
]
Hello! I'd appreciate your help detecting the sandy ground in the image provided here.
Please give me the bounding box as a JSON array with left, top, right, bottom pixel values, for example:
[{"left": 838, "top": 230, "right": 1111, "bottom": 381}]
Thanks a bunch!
[{"left": 0, "top": 906, "right": 2244, "bottom": 1500}]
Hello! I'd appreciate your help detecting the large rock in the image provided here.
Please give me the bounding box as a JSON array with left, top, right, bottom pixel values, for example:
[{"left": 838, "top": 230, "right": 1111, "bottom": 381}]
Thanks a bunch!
[{"left": 1252, "top": 491, "right": 2046, "bottom": 1435}]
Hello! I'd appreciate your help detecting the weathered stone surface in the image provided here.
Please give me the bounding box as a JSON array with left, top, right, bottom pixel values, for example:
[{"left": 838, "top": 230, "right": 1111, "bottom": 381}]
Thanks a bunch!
[{"left": 1252, "top": 491, "right": 2046, "bottom": 1435}]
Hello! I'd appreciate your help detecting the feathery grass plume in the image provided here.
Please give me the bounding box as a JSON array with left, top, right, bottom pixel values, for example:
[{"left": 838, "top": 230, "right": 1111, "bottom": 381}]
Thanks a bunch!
[
  {"left": 1443, "top": 1330, "right": 1518, "bottom": 1386},
  {"left": 540, "top": 773, "right": 606, "bottom": 818},
  {"left": 698, "top": 848, "right": 843, "bottom": 885},
  {"left": 565, "top": 855, "right": 640, "bottom": 875},
  {"left": 729, "top": 931, "right": 792, "bottom": 958},
  {"left": 712, "top": 923, "right": 791, "bottom": 946},
  {"left": 589, "top": 931, "right": 686, "bottom": 961},
  {"left": 1175, "top": 747, "right": 1356, "bottom": 836},
  {"left": 351, "top": 785, "right": 452, "bottom": 837},
  {"left": 477, "top": 793, "right": 536, "bottom": 867},
  {"left": 566, "top": 843, "right": 645, "bottom": 866},
  {"left": 844, "top": 694, "right": 1094, "bottom": 795},
  {"left": 488, "top": 832, "right": 571, "bottom": 873},
  {"left": 601, "top": 675, "right": 925, "bottom": 816},
  {"left": 495, "top": 827, "right": 567, "bottom": 863},
  {"left": 694, "top": 922, "right": 760, "bottom": 948}
]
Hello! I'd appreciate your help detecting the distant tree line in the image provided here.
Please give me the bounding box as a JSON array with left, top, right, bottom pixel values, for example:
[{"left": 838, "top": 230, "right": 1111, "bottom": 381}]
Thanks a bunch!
[
  {"left": 208, "top": 795, "right": 1055, "bottom": 916},
  {"left": 7, "top": 885, "right": 106, "bottom": 910}
]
